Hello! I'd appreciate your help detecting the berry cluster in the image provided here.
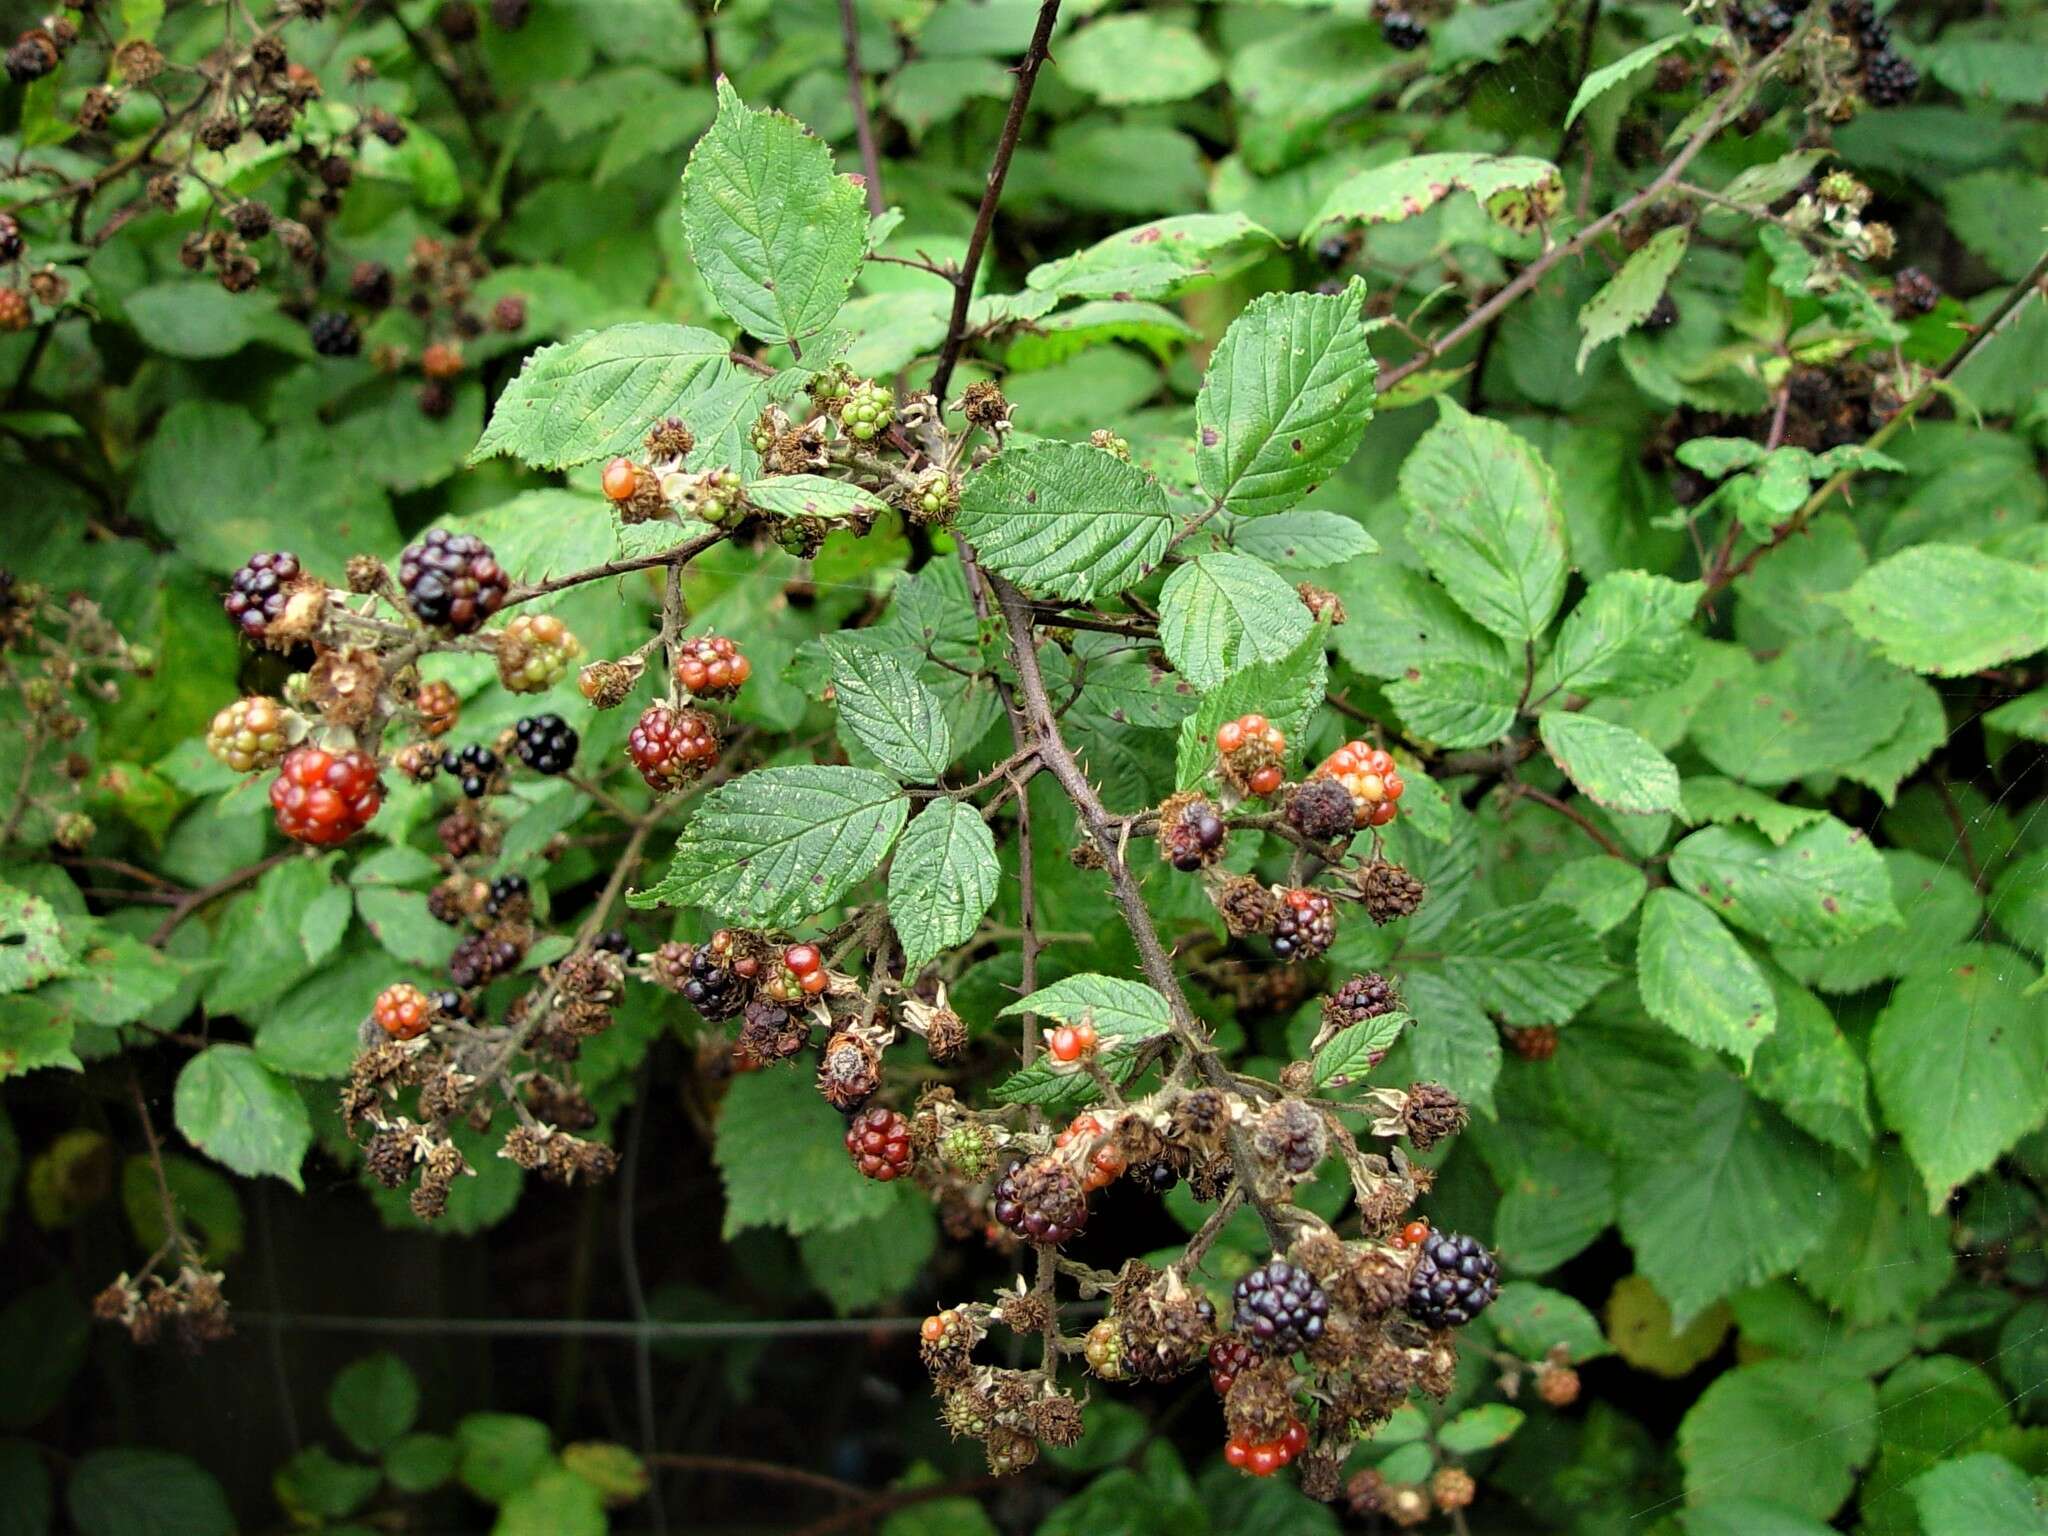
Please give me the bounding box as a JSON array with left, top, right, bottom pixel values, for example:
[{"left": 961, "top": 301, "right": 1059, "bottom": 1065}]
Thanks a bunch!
[
  {"left": 441, "top": 744, "right": 500, "bottom": 799},
  {"left": 762, "top": 942, "right": 830, "bottom": 1001},
  {"left": 496, "top": 613, "right": 582, "bottom": 693},
  {"left": 1224, "top": 1419, "right": 1308, "bottom": 1478},
  {"left": 1404, "top": 1231, "right": 1500, "bottom": 1328},
  {"left": 1831, "top": 0, "right": 1917, "bottom": 107},
  {"left": 660, "top": 931, "right": 758, "bottom": 1021},
  {"left": 627, "top": 704, "right": 719, "bottom": 791},
  {"left": 844, "top": 1106, "right": 913, "bottom": 1180},
  {"left": 416, "top": 679, "right": 461, "bottom": 737},
  {"left": 1232, "top": 1259, "right": 1330, "bottom": 1354},
  {"left": 373, "top": 983, "right": 434, "bottom": 1041},
  {"left": 399, "top": 530, "right": 508, "bottom": 634},
  {"left": 271, "top": 746, "right": 384, "bottom": 845},
  {"left": 1209, "top": 1335, "right": 1258, "bottom": 1397},
  {"left": 1311, "top": 740, "right": 1405, "bottom": 829},
  {"left": 839, "top": 378, "right": 895, "bottom": 442},
  {"left": 1216, "top": 714, "right": 1287, "bottom": 798},
  {"left": 1055, "top": 1112, "right": 1126, "bottom": 1192},
  {"left": 1045, "top": 1017, "right": 1098, "bottom": 1064},
  {"left": 993, "top": 1155, "right": 1089, "bottom": 1245},
  {"left": 222, "top": 551, "right": 304, "bottom": 639},
  {"left": 511, "top": 714, "right": 578, "bottom": 776},
  {"left": 1160, "top": 794, "right": 1227, "bottom": 871},
  {"left": 206, "top": 697, "right": 288, "bottom": 773},
  {"left": 672, "top": 635, "right": 751, "bottom": 699},
  {"left": 1272, "top": 888, "right": 1336, "bottom": 961}
]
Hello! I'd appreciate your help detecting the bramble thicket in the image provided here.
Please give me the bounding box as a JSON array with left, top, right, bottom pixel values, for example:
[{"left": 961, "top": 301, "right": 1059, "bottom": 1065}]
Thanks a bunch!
[{"left": 1, "top": 0, "right": 2046, "bottom": 1532}]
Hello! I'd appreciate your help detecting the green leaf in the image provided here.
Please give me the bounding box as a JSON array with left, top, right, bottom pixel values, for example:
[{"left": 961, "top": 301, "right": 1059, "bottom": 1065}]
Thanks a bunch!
[
  {"left": 1384, "top": 658, "right": 1520, "bottom": 749},
  {"left": 172, "top": 1045, "right": 312, "bottom": 1191},
  {"left": 1985, "top": 687, "right": 2048, "bottom": 743},
  {"left": 1677, "top": 1360, "right": 1877, "bottom": 1521},
  {"left": 1174, "top": 627, "right": 1328, "bottom": 787},
  {"left": 1870, "top": 943, "right": 2048, "bottom": 1210},
  {"left": 632, "top": 766, "right": 908, "bottom": 927},
  {"left": 383, "top": 1434, "right": 458, "bottom": 1495},
  {"left": 471, "top": 324, "right": 737, "bottom": 469},
  {"left": 887, "top": 801, "right": 1000, "bottom": 973},
  {"left": 1826, "top": 544, "right": 2048, "bottom": 676},
  {"left": 1539, "top": 714, "right": 1682, "bottom": 816},
  {"left": 1563, "top": 30, "right": 1713, "bottom": 128},
  {"left": 1689, "top": 635, "right": 1916, "bottom": 787},
  {"left": 66, "top": 1450, "right": 233, "bottom": 1536},
  {"left": 1637, "top": 889, "right": 1776, "bottom": 1066},
  {"left": 1436, "top": 901, "right": 1615, "bottom": 1027},
  {"left": 1390, "top": 972, "right": 1502, "bottom": 1117},
  {"left": 1668, "top": 820, "right": 1897, "bottom": 946},
  {"left": 0, "top": 1281, "right": 87, "bottom": 1429},
  {"left": 1746, "top": 966, "right": 1874, "bottom": 1160},
  {"left": 1004, "top": 300, "right": 1200, "bottom": 370},
  {"left": 798, "top": 1182, "right": 938, "bottom": 1314},
  {"left": 120, "top": 1154, "right": 243, "bottom": 1265},
  {"left": 1401, "top": 398, "right": 1570, "bottom": 645},
  {"left": 1677, "top": 777, "right": 1828, "bottom": 847},
  {"left": 1061, "top": 15, "right": 1220, "bottom": 104},
  {"left": 330, "top": 1352, "right": 421, "bottom": 1456},
  {"left": 0, "top": 884, "right": 72, "bottom": 991},
  {"left": 1800, "top": 1155, "right": 1955, "bottom": 1327},
  {"left": 1438, "top": 1404, "right": 1525, "bottom": 1455},
  {"left": 956, "top": 441, "right": 1176, "bottom": 603},
  {"left": 1313, "top": 1011, "right": 1412, "bottom": 1089},
  {"left": 1158, "top": 554, "right": 1310, "bottom": 691},
  {"left": 274, "top": 1446, "right": 380, "bottom": 1523},
  {"left": 0, "top": 996, "right": 77, "bottom": 1081},
  {"left": 714, "top": 1066, "right": 895, "bottom": 1238},
  {"left": 743, "top": 474, "right": 888, "bottom": 521},
  {"left": 559, "top": 1442, "right": 648, "bottom": 1504},
  {"left": 1486, "top": 1282, "right": 1611, "bottom": 1362},
  {"left": 1194, "top": 282, "right": 1377, "bottom": 520},
  {"left": 1304, "top": 153, "right": 1564, "bottom": 242},
  {"left": 680, "top": 80, "right": 867, "bottom": 345},
  {"left": 0, "top": 1439, "right": 51, "bottom": 1536},
  {"left": 821, "top": 638, "right": 954, "bottom": 782},
  {"left": 1911, "top": 1454, "right": 2048, "bottom": 1536},
  {"left": 455, "top": 1413, "right": 553, "bottom": 1504},
  {"left": 1221, "top": 508, "right": 1378, "bottom": 570},
  {"left": 1577, "top": 226, "right": 1690, "bottom": 370},
  {"left": 995, "top": 976, "right": 1174, "bottom": 1112},
  {"left": 1619, "top": 1074, "right": 1838, "bottom": 1327},
  {"left": 1531, "top": 571, "right": 1701, "bottom": 702},
  {"left": 1025, "top": 213, "right": 1282, "bottom": 302},
  {"left": 124, "top": 282, "right": 302, "bottom": 360},
  {"left": 1991, "top": 847, "right": 2048, "bottom": 962},
  {"left": 495, "top": 1467, "right": 607, "bottom": 1536},
  {"left": 1540, "top": 855, "right": 1648, "bottom": 935}
]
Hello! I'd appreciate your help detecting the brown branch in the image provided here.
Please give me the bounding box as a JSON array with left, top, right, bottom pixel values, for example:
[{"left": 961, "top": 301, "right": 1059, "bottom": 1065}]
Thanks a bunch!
[
  {"left": 147, "top": 849, "right": 294, "bottom": 947},
  {"left": 928, "top": 0, "right": 1063, "bottom": 400},
  {"left": 505, "top": 530, "right": 726, "bottom": 607},
  {"left": 643, "top": 1453, "right": 861, "bottom": 1502},
  {"left": 1510, "top": 781, "right": 1628, "bottom": 862},
  {"left": 836, "top": 0, "right": 887, "bottom": 217}
]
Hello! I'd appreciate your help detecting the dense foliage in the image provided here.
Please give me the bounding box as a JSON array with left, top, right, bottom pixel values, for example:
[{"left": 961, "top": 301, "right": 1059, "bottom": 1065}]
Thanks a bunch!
[{"left": 2, "top": 0, "right": 2045, "bottom": 1532}]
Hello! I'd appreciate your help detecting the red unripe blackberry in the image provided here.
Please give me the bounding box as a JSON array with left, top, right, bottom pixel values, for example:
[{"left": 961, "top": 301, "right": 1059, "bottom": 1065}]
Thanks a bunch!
[
  {"left": 399, "top": 530, "right": 507, "bottom": 633},
  {"left": 271, "top": 745, "right": 383, "bottom": 845},
  {"left": 1398, "top": 1219, "right": 1431, "bottom": 1249},
  {"left": 1272, "top": 888, "right": 1335, "bottom": 961},
  {"left": 627, "top": 703, "right": 718, "bottom": 791},
  {"left": 491, "top": 295, "right": 526, "bottom": 331},
  {"left": 1537, "top": 1363, "right": 1581, "bottom": 1407},
  {"left": 1046, "top": 1019, "right": 1097, "bottom": 1062},
  {"left": 1404, "top": 1231, "right": 1499, "bottom": 1328},
  {"left": 1232, "top": 1258, "right": 1329, "bottom": 1354},
  {"left": 0, "top": 288, "right": 29, "bottom": 332},
  {"left": 1210, "top": 1335, "right": 1257, "bottom": 1396},
  {"left": 601, "top": 457, "right": 639, "bottom": 503},
  {"left": 1504, "top": 1023, "right": 1558, "bottom": 1061},
  {"left": 0, "top": 212, "right": 21, "bottom": 262},
  {"left": 1314, "top": 740, "right": 1403, "bottom": 829},
  {"left": 420, "top": 340, "right": 464, "bottom": 380},
  {"left": 373, "top": 982, "right": 433, "bottom": 1040},
  {"left": 844, "top": 1105, "right": 912, "bottom": 1180},
  {"left": 672, "top": 635, "right": 750, "bottom": 699},
  {"left": 223, "top": 551, "right": 304, "bottom": 638}
]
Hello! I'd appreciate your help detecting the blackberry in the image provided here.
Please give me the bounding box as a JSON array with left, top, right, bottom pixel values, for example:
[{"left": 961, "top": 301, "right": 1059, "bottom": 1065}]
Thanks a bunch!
[
  {"left": 672, "top": 635, "right": 751, "bottom": 699},
  {"left": 1252, "top": 1099, "right": 1327, "bottom": 1177},
  {"left": 1357, "top": 859, "right": 1425, "bottom": 925},
  {"left": 5, "top": 30, "right": 59, "bottom": 84},
  {"left": 1286, "top": 778, "right": 1357, "bottom": 843},
  {"left": 1210, "top": 1335, "right": 1257, "bottom": 1396},
  {"left": 449, "top": 929, "right": 523, "bottom": 989},
  {"left": 1232, "top": 1259, "right": 1329, "bottom": 1355},
  {"left": 1504, "top": 1023, "right": 1558, "bottom": 1061},
  {"left": 1128, "top": 1157, "right": 1179, "bottom": 1193},
  {"left": 844, "top": 1106, "right": 913, "bottom": 1181},
  {"left": 1159, "top": 793, "right": 1226, "bottom": 871},
  {"left": 349, "top": 261, "right": 393, "bottom": 308},
  {"left": 430, "top": 988, "right": 469, "bottom": 1020},
  {"left": 680, "top": 940, "right": 749, "bottom": 1022},
  {"left": 1891, "top": 266, "right": 1940, "bottom": 317},
  {"left": 1272, "top": 888, "right": 1336, "bottom": 961},
  {"left": 1404, "top": 1231, "right": 1499, "bottom": 1328},
  {"left": 735, "top": 999, "right": 807, "bottom": 1066},
  {"left": 1862, "top": 49, "right": 1918, "bottom": 107},
  {"left": 1380, "top": 10, "right": 1428, "bottom": 49},
  {"left": 627, "top": 703, "right": 718, "bottom": 791},
  {"left": 1401, "top": 1082, "right": 1468, "bottom": 1151},
  {"left": 309, "top": 311, "right": 360, "bottom": 357},
  {"left": 1643, "top": 293, "right": 1680, "bottom": 331},
  {"left": 271, "top": 745, "right": 382, "bottom": 846},
  {"left": 512, "top": 713, "right": 578, "bottom": 775},
  {"left": 223, "top": 551, "right": 303, "bottom": 638},
  {"left": 441, "top": 743, "right": 500, "bottom": 799},
  {"left": 594, "top": 929, "right": 633, "bottom": 957},
  {"left": 496, "top": 612, "right": 582, "bottom": 693},
  {"left": 491, "top": 0, "right": 533, "bottom": 32},
  {"left": 1324, "top": 972, "right": 1400, "bottom": 1032},
  {"left": 399, "top": 529, "right": 508, "bottom": 634},
  {"left": 484, "top": 873, "right": 528, "bottom": 917},
  {"left": 992, "top": 1155, "right": 1088, "bottom": 1246},
  {"left": 0, "top": 213, "right": 20, "bottom": 261}
]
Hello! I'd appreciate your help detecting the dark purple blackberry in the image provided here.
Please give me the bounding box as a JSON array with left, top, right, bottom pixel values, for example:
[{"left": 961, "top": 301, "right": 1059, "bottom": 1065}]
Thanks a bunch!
[
  {"left": 222, "top": 551, "right": 302, "bottom": 638},
  {"left": 1129, "top": 1158, "right": 1179, "bottom": 1194},
  {"left": 682, "top": 945, "right": 747, "bottom": 1021},
  {"left": 512, "top": 713, "right": 578, "bottom": 775},
  {"left": 1231, "top": 1258, "right": 1329, "bottom": 1355},
  {"left": 309, "top": 311, "right": 359, "bottom": 357},
  {"left": 594, "top": 929, "right": 633, "bottom": 957},
  {"left": 1404, "top": 1231, "right": 1499, "bottom": 1328},
  {"left": 349, "top": 261, "right": 393, "bottom": 308},
  {"left": 1272, "top": 889, "right": 1336, "bottom": 961},
  {"left": 1643, "top": 293, "right": 1680, "bottom": 331},
  {"left": 1161, "top": 796, "right": 1227, "bottom": 872},
  {"left": 1891, "top": 267, "right": 1939, "bottom": 317},
  {"left": 1381, "top": 10, "right": 1428, "bottom": 49},
  {"left": 1325, "top": 972, "right": 1399, "bottom": 1030},
  {"left": 0, "top": 213, "right": 21, "bottom": 262},
  {"left": 430, "top": 988, "right": 471, "bottom": 1019},
  {"left": 449, "top": 930, "right": 522, "bottom": 989},
  {"left": 1862, "top": 49, "right": 1917, "bottom": 106},
  {"left": 399, "top": 529, "right": 508, "bottom": 634},
  {"left": 441, "top": 744, "right": 500, "bottom": 799},
  {"left": 992, "top": 1156, "right": 1088, "bottom": 1246},
  {"left": 1286, "top": 778, "right": 1357, "bottom": 843},
  {"left": 484, "top": 873, "right": 528, "bottom": 917}
]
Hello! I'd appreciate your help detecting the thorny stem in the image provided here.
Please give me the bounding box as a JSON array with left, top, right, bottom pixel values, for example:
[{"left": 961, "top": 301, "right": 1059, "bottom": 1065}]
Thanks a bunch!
[
  {"left": 836, "top": 0, "right": 888, "bottom": 218},
  {"left": 928, "top": 0, "right": 1064, "bottom": 401}
]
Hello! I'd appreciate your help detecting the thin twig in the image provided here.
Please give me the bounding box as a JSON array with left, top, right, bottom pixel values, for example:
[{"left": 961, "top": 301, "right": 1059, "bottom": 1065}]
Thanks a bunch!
[
  {"left": 836, "top": 0, "right": 887, "bottom": 217},
  {"left": 1510, "top": 781, "right": 1628, "bottom": 862},
  {"left": 643, "top": 1453, "right": 861, "bottom": 1502},
  {"left": 147, "top": 849, "right": 294, "bottom": 947}
]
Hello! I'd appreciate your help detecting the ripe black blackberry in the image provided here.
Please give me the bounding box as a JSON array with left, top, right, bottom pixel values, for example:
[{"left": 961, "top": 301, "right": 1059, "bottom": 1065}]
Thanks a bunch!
[
  {"left": 228, "top": 201, "right": 272, "bottom": 240},
  {"left": 1232, "top": 1259, "right": 1329, "bottom": 1354},
  {"left": 1159, "top": 793, "right": 1226, "bottom": 871},
  {"left": 484, "top": 873, "right": 528, "bottom": 918},
  {"left": 1862, "top": 49, "right": 1917, "bottom": 106},
  {"left": 309, "top": 311, "right": 361, "bottom": 357},
  {"left": 512, "top": 713, "right": 578, "bottom": 775},
  {"left": 1380, "top": 10, "right": 1428, "bottom": 49},
  {"left": 1272, "top": 888, "right": 1336, "bottom": 961},
  {"left": 222, "top": 551, "right": 303, "bottom": 638},
  {"left": 1128, "top": 1158, "right": 1179, "bottom": 1194},
  {"left": 349, "top": 261, "right": 394, "bottom": 308},
  {"left": 1357, "top": 859, "right": 1425, "bottom": 925},
  {"left": 399, "top": 529, "right": 508, "bottom": 634},
  {"left": 449, "top": 930, "right": 522, "bottom": 989},
  {"left": 681, "top": 941, "right": 748, "bottom": 1022},
  {"left": 1324, "top": 972, "right": 1400, "bottom": 1032},
  {"left": 992, "top": 1155, "right": 1088, "bottom": 1246},
  {"left": 1287, "top": 777, "right": 1357, "bottom": 843},
  {"left": 1643, "top": 293, "right": 1680, "bottom": 331},
  {"left": 441, "top": 744, "right": 500, "bottom": 799},
  {"left": 1891, "top": 267, "right": 1940, "bottom": 317},
  {"left": 1404, "top": 1231, "right": 1499, "bottom": 1328}
]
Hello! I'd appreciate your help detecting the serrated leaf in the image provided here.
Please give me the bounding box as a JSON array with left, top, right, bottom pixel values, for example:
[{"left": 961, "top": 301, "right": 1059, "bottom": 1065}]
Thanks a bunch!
[
  {"left": 994, "top": 975, "right": 1173, "bottom": 1112},
  {"left": 1800, "top": 1155, "right": 1954, "bottom": 1327},
  {"left": 887, "top": 801, "right": 1000, "bottom": 972},
  {"left": 1911, "top": 1454, "right": 2048, "bottom": 1536},
  {"left": 1677, "top": 777, "right": 1828, "bottom": 846},
  {"left": 1679, "top": 1361, "right": 1877, "bottom": 1521},
  {"left": 1313, "top": 1011, "right": 1412, "bottom": 1089},
  {"left": 632, "top": 766, "right": 908, "bottom": 926},
  {"left": 1025, "top": 213, "right": 1281, "bottom": 302},
  {"left": 1827, "top": 544, "right": 2048, "bottom": 676},
  {"left": 1871, "top": 943, "right": 2048, "bottom": 1210},
  {"left": 743, "top": 475, "right": 888, "bottom": 520},
  {"left": 0, "top": 884, "right": 72, "bottom": 990},
  {"left": 1689, "top": 635, "right": 1915, "bottom": 787},
  {"left": 1539, "top": 713, "right": 1682, "bottom": 816},
  {"left": 798, "top": 1182, "right": 938, "bottom": 1316},
  {"left": 172, "top": 1044, "right": 312, "bottom": 1191},
  {"left": 330, "top": 1353, "right": 421, "bottom": 1457},
  {"left": 1638, "top": 888, "right": 1776, "bottom": 1066},
  {"left": 1487, "top": 1282, "right": 1611, "bottom": 1362},
  {"left": 956, "top": 441, "right": 1176, "bottom": 602},
  {"left": 1540, "top": 855, "right": 1648, "bottom": 935},
  {"left": 471, "top": 324, "right": 736, "bottom": 469},
  {"left": 714, "top": 1068, "right": 896, "bottom": 1238},
  {"left": 1221, "top": 508, "right": 1377, "bottom": 569},
  {"left": 1563, "top": 29, "right": 1712, "bottom": 128},
  {"left": 1531, "top": 571, "right": 1701, "bottom": 702},
  {"left": 1194, "top": 282, "right": 1377, "bottom": 520},
  {"left": 1174, "top": 627, "right": 1327, "bottom": 788},
  {"left": 680, "top": 80, "right": 867, "bottom": 344},
  {"left": 821, "top": 639, "right": 953, "bottom": 782},
  {"left": 1747, "top": 965, "right": 1874, "bottom": 1160},
  {"left": 1304, "top": 153, "right": 1564, "bottom": 241},
  {"left": 1385, "top": 659, "right": 1520, "bottom": 749},
  {"left": 1061, "top": 14, "right": 1220, "bottom": 104},
  {"left": 1401, "top": 398, "right": 1569, "bottom": 645},
  {"left": 1668, "top": 821, "right": 1897, "bottom": 945},
  {"left": 67, "top": 1449, "right": 233, "bottom": 1536},
  {"left": 1577, "top": 226, "right": 1690, "bottom": 370},
  {"left": 1158, "top": 554, "right": 1310, "bottom": 690},
  {"left": 1393, "top": 971, "right": 1503, "bottom": 1116},
  {"left": 1438, "top": 1405, "right": 1525, "bottom": 1455},
  {"left": 1437, "top": 901, "right": 1615, "bottom": 1027}
]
